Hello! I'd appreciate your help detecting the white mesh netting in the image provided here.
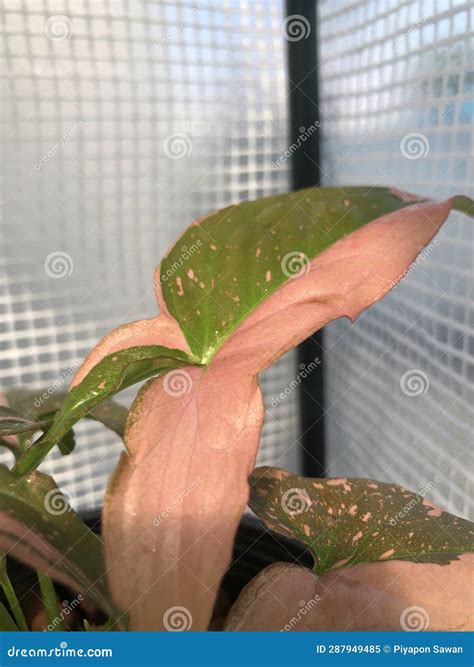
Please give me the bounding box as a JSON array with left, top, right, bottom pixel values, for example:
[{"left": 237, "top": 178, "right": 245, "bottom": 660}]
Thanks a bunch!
[
  {"left": 1, "top": 0, "right": 301, "bottom": 513},
  {"left": 318, "top": 0, "right": 473, "bottom": 519}
]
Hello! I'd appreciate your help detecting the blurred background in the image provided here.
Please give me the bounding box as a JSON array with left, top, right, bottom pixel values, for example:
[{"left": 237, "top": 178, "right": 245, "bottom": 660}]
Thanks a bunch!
[{"left": 1, "top": 0, "right": 473, "bottom": 520}]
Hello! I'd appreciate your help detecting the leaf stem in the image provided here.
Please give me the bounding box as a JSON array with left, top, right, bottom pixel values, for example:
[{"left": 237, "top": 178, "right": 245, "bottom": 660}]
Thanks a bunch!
[
  {"left": 37, "top": 572, "right": 65, "bottom": 631},
  {"left": 0, "top": 555, "right": 28, "bottom": 630}
]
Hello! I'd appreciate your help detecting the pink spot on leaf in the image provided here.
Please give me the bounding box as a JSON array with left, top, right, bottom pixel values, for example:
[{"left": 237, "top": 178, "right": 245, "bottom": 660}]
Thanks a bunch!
[
  {"left": 422, "top": 499, "right": 442, "bottom": 517},
  {"left": 327, "top": 478, "right": 351, "bottom": 492}
]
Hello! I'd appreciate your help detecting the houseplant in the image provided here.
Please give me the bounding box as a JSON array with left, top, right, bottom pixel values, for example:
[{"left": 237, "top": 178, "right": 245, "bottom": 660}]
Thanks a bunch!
[{"left": 1, "top": 186, "right": 473, "bottom": 631}]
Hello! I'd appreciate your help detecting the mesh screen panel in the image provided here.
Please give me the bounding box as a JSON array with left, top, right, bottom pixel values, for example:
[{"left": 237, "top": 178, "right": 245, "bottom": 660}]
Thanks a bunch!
[
  {"left": 318, "top": 0, "right": 473, "bottom": 519},
  {"left": 1, "top": 0, "right": 301, "bottom": 513}
]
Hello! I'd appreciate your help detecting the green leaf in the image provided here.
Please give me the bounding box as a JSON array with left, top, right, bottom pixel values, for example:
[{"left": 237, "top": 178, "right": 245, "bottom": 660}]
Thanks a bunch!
[
  {"left": 0, "top": 602, "right": 18, "bottom": 631},
  {"left": 0, "top": 464, "right": 121, "bottom": 625},
  {"left": 0, "top": 421, "right": 47, "bottom": 437},
  {"left": 0, "top": 404, "right": 46, "bottom": 437},
  {"left": 86, "top": 403, "right": 129, "bottom": 438},
  {"left": 160, "top": 188, "right": 472, "bottom": 361},
  {"left": 0, "top": 438, "right": 19, "bottom": 458},
  {"left": 0, "top": 390, "right": 127, "bottom": 463},
  {"left": 56, "top": 428, "right": 76, "bottom": 456},
  {"left": 13, "top": 346, "right": 194, "bottom": 476},
  {"left": 0, "top": 405, "right": 35, "bottom": 423},
  {"left": 0, "top": 553, "right": 28, "bottom": 630},
  {"left": 5, "top": 388, "right": 128, "bottom": 440},
  {"left": 5, "top": 388, "right": 72, "bottom": 418},
  {"left": 249, "top": 467, "right": 474, "bottom": 575}
]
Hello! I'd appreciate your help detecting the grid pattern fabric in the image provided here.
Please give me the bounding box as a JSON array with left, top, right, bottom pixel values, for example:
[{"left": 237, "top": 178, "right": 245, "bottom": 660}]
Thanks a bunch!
[
  {"left": 0, "top": 0, "right": 301, "bottom": 513},
  {"left": 318, "top": 0, "right": 473, "bottom": 519}
]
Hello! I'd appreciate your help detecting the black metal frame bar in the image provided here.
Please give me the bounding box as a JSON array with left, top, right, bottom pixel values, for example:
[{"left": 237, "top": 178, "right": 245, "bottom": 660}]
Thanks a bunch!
[{"left": 285, "top": 0, "right": 325, "bottom": 477}]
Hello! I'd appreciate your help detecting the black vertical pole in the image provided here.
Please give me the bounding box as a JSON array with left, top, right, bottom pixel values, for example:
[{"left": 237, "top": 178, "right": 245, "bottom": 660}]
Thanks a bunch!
[{"left": 285, "top": 0, "right": 325, "bottom": 477}]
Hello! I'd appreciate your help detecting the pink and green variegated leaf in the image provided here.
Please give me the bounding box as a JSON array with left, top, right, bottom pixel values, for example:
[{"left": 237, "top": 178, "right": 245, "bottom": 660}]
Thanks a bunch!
[
  {"left": 0, "top": 465, "right": 122, "bottom": 627},
  {"left": 13, "top": 345, "right": 195, "bottom": 475},
  {"left": 224, "top": 559, "right": 474, "bottom": 631},
  {"left": 160, "top": 188, "right": 473, "bottom": 361},
  {"left": 16, "top": 187, "right": 472, "bottom": 630},
  {"left": 249, "top": 467, "right": 474, "bottom": 575}
]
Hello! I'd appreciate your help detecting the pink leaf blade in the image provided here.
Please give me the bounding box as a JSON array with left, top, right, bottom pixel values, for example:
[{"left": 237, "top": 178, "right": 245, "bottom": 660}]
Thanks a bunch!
[
  {"left": 72, "top": 311, "right": 191, "bottom": 388},
  {"left": 224, "top": 559, "right": 474, "bottom": 631},
  {"left": 103, "top": 367, "right": 264, "bottom": 630}
]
